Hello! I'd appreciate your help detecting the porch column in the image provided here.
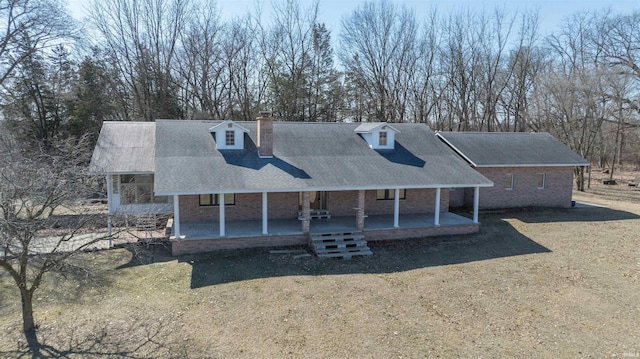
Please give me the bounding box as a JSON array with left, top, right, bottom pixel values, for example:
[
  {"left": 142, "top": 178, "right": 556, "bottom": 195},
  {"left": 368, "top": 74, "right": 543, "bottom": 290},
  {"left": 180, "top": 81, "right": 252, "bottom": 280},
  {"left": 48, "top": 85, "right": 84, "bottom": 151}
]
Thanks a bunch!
[
  {"left": 262, "top": 192, "right": 268, "bottom": 235},
  {"left": 356, "top": 190, "right": 365, "bottom": 230},
  {"left": 301, "top": 191, "right": 311, "bottom": 233},
  {"left": 106, "top": 175, "right": 114, "bottom": 214},
  {"left": 473, "top": 187, "right": 480, "bottom": 224},
  {"left": 219, "top": 193, "right": 226, "bottom": 237},
  {"left": 106, "top": 175, "right": 113, "bottom": 246},
  {"left": 173, "top": 195, "right": 181, "bottom": 238},
  {"left": 107, "top": 215, "right": 113, "bottom": 247},
  {"left": 434, "top": 187, "right": 441, "bottom": 226},
  {"left": 393, "top": 188, "right": 400, "bottom": 228}
]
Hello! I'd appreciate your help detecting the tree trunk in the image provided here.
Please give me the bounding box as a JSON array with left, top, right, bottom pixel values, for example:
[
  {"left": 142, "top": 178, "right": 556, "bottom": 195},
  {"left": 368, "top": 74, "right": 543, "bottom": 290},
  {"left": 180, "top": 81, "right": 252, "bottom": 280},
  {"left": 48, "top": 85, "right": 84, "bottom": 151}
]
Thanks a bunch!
[{"left": 21, "top": 288, "right": 38, "bottom": 343}]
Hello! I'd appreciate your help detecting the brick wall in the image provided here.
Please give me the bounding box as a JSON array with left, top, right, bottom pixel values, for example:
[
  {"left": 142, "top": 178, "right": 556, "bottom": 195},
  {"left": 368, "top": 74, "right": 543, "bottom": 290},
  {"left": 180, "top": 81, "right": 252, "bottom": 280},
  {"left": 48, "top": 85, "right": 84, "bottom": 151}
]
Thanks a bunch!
[
  {"left": 180, "top": 192, "right": 299, "bottom": 222},
  {"left": 449, "top": 188, "right": 464, "bottom": 207},
  {"left": 180, "top": 188, "right": 451, "bottom": 223},
  {"left": 363, "top": 188, "right": 449, "bottom": 215},
  {"left": 468, "top": 166, "right": 574, "bottom": 209}
]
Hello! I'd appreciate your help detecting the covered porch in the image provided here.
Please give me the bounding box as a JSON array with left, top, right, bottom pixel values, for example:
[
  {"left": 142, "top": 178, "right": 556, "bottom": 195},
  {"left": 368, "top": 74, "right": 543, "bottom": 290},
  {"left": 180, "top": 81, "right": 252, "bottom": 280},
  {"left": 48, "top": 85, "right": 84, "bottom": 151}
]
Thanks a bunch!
[
  {"left": 171, "top": 188, "right": 481, "bottom": 239},
  {"left": 174, "top": 212, "right": 476, "bottom": 241}
]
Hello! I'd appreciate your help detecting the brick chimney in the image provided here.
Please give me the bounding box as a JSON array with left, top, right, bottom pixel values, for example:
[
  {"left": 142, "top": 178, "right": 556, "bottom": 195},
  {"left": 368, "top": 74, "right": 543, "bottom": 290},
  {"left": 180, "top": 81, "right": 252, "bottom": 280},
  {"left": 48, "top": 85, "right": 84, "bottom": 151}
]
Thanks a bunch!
[{"left": 257, "top": 111, "right": 273, "bottom": 158}]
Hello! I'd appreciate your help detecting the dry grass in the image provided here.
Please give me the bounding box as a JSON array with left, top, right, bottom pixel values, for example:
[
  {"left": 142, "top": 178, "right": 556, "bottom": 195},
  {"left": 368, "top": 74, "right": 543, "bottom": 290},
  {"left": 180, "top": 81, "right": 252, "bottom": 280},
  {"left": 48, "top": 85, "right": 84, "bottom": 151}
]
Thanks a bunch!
[{"left": 2, "top": 173, "right": 640, "bottom": 358}]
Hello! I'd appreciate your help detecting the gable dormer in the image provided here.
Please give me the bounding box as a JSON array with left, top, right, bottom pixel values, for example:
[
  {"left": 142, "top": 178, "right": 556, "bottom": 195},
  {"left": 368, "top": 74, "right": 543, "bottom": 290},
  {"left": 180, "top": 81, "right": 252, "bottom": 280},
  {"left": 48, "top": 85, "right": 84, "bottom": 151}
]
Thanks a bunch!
[
  {"left": 354, "top": 122, "right": 400, "bottom": 150},
  {"left": 209, "top": 120, "right": 249, "bottom": 150}
]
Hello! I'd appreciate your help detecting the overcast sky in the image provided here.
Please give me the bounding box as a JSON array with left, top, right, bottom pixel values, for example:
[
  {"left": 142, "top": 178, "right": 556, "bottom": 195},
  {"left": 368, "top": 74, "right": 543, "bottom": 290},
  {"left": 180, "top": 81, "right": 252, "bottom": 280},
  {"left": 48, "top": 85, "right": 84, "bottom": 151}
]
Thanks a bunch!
[{"left": 67, "top": 0, "right": 638, "bottom": 36}]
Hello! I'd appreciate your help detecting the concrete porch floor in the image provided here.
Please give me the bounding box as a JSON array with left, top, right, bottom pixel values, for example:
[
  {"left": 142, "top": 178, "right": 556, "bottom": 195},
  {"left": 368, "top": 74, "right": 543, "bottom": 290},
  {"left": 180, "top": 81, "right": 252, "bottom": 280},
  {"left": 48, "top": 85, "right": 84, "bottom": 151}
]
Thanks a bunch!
[{"left": 175, "top": 212, "right": 475, "bottom": 241}]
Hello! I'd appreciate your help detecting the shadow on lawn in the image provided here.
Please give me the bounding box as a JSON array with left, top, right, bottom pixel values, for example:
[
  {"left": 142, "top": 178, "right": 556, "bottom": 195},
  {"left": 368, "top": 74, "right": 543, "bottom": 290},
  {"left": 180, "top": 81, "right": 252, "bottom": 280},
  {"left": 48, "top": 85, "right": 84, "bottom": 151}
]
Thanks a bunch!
[
  {"left": 0, "top": 312, "right": 191, "bottom": 359},
  {"left": 499, "top": 204, "right": 640, "bottom": 223},
  {"left": 184, "top": 216, "right": 551, "bottom": 289}
]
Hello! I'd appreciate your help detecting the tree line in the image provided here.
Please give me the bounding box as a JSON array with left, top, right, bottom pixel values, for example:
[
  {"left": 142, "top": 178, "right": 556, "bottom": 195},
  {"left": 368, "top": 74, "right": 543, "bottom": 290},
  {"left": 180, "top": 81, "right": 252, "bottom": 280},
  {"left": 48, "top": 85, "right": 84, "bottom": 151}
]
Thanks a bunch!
[{"left": 1, "top": 0, "right": 640, "bottom": 171}]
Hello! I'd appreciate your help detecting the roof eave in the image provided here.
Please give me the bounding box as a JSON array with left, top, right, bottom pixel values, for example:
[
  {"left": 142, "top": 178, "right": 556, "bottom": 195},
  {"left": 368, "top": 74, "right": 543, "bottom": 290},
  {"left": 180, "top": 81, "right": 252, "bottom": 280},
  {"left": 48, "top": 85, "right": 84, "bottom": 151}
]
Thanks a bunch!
[
  {"left": 474, "top": 163, "right": 590, "bottom": 168},
  {"left": 154, "top": 182, "right": 495, "bottom": 196}
]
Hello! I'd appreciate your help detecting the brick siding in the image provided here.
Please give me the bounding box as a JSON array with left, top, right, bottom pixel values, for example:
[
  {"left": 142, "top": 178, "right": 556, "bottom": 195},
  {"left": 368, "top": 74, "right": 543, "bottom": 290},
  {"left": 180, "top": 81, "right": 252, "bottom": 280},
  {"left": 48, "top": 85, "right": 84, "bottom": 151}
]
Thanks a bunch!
[
  {"left": 180, "top": 192, "right": 299, "bottom": 222},
  {"left": 180, "top": 188, "right": 450, "bottom": 223},
  {"left": 363, "top": 188, "right": 449, "bottom": 215},
  {"left": 467, "top": 166, "right": 574, "bottom": 209}
]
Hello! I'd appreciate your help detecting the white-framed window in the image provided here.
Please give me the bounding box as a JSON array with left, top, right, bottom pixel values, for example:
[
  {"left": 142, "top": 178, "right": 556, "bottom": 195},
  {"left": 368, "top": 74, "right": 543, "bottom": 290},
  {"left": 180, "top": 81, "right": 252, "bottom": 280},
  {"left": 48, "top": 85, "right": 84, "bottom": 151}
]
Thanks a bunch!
[
  {"left": 225, "top": 130, "right": 235, "bottom": 146},
  {"left": 379, "top": 131, "right": 387, "bottom": 146},
  {"left": 537, "top": 173, "right": 546, "bottom": 189},
  {"left": 376, "top": 189, "right": 406, "bottom": 200},
  {"left": 199, "top": 193, "right": 235, "bottom": 206},
  {"left": 505, "top": 173, "right": 514, "bottom": 190}
]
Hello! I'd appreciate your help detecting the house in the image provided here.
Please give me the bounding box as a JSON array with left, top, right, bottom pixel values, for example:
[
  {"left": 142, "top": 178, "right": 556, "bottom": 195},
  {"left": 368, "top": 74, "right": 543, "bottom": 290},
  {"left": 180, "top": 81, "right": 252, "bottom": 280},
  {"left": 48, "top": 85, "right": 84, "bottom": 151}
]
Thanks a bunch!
[
  {"left": 436, "top": 132, "right": 590, "bottom": 209},
  {"left": 90, "top": 115, "right": 493, "bottom": 256}
]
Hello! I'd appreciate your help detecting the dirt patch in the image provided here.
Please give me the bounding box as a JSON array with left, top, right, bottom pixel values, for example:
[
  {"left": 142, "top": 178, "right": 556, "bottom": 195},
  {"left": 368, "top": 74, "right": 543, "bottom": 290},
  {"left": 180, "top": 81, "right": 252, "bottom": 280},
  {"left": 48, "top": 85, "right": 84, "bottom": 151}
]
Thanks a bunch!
[{"left": 1, "top": 181, "right": 640, "bottom": 358}]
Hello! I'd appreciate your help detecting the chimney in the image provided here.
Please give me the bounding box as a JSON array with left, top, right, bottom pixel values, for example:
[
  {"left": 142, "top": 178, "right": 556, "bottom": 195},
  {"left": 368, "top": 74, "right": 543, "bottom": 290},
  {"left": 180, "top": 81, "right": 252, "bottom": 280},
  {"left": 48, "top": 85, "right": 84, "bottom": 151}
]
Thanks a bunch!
[{"left": 257, "top": 111, "right": 273, "bottom": 158}]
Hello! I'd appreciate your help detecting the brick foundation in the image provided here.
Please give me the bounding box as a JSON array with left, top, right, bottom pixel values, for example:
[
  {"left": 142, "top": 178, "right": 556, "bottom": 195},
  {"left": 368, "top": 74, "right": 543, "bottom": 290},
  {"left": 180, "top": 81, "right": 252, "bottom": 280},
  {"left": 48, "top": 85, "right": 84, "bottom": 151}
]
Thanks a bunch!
[
  {"left": 170, "top": 223, "right": 479, "bottom": 255},
  {"left": 171, "top": 234, "right": 308, "bottom": 255},
  {"left": 364, "top": 224, "right": 479, "bottom": 242}
]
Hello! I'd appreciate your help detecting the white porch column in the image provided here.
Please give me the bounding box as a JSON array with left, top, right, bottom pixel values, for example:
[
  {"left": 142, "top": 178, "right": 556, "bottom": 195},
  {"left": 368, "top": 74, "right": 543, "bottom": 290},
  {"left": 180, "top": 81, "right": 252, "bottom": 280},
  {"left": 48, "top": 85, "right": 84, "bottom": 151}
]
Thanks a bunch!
[
  {"left": 106, "top": 175, "right": 113, "bottom": 247},
  {"left": 262, "top": 192, "right": 268, "bottom": 235},
  {"left": 434, "top": 187, "right": 441, "bottom": 226},
  {"left": 106, "top": 175, "right": 114, "bottom": 214},
  {"left": 473, "top": 187, "right": 480, "bottom": 224},
  {"left": 173, "top": 195, "right": 181, "bottom": 238},
  {"left": 393, "top": 188, "right": 400, "bottom": 228},
  {"left": 219, "top": 193, "right": 226, "bottom": 237}
]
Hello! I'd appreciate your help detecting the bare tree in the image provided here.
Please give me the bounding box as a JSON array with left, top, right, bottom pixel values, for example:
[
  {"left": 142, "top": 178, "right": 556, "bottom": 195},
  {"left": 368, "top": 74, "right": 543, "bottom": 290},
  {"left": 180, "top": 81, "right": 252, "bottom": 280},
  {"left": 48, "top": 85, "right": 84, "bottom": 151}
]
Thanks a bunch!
[
  {"left": 258, "top": 0, "right": 320, "bottom": 121},
  {"left": 176, "top": 1, "right": 225, "bottom": 119},
  {"left": 339, "top": 0, "right": 419, "bottom": 122},
  {"left": 90, "top": 0, "right": 189, "bottom": 121},
  {"left": 0, "top": 0, "right": 76, "bottom": 87},
  {"left": 0, "top": 132, "right": 108, "bottom": 349}
]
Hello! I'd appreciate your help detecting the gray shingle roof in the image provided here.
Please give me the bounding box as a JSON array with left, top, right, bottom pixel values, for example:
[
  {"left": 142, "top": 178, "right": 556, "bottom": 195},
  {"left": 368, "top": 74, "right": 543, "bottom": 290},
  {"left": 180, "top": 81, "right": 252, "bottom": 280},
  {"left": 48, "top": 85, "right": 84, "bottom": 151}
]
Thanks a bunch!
[
  {"left": 154, "top": 120, "right": 492, "bottom": 194},
  {"left": 89, "top": 122, "right": 155, "bottom": 174},
  {"left": 436, "top": 132, "right": 590, "bottom": 167}
]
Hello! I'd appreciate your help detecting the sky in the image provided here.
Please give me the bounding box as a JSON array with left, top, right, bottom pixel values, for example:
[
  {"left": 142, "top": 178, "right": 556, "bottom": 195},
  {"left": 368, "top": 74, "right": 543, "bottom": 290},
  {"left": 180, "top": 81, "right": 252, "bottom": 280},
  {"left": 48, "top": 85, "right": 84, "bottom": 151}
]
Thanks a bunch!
[{"left": 67, "top": 0, "right": 638, "bottom": 37}]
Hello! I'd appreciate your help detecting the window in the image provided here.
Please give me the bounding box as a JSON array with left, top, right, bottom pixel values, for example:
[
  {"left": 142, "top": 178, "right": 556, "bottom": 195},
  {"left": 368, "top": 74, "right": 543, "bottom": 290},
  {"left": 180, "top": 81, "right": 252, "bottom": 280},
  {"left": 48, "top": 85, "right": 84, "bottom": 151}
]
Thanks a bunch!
[
  {"left": 537, "top": 173, "right": 546, "bottom": 189},
  {"left": 379, "top": 131, "right": 387, "bottom": 146},
  {"left": 199, "top": 194, "right": 235, "bottom": 206},
  {"left": 225, "top": 130, "right": 235, "bottom": 146},
  {"left": 505, "top": 173, "right": 514, "bottom": 190},
  {"left": 377, "top": 189, "right": 406, "bottom": 200}
]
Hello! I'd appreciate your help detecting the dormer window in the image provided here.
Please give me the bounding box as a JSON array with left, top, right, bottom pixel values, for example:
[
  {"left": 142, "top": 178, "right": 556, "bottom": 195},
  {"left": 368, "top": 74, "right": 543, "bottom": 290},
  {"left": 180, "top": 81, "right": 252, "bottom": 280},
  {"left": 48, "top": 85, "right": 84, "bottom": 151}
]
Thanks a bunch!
[
  {"left": 225, "top": 130, "right": 235, "bottom": 146},
  {"left": 379, "top": 131, "right": 387, "bottom": 146},
  {"left": 354, "top": 122, "right": 400, "bottom": 150},
  {"left": 209, "top": 120, "right": 249, "bottom": 150}
]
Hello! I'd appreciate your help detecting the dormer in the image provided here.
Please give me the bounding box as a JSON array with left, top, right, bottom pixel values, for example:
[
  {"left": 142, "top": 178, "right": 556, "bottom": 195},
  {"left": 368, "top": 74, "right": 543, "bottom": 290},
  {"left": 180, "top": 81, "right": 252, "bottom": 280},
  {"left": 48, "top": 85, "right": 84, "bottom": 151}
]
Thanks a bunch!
[
  {"left": 354, "top": 122, "right": 400, "bottom": 150},
  {"left": 209, "top": 120, "right": 249, "bottom": 150}
]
